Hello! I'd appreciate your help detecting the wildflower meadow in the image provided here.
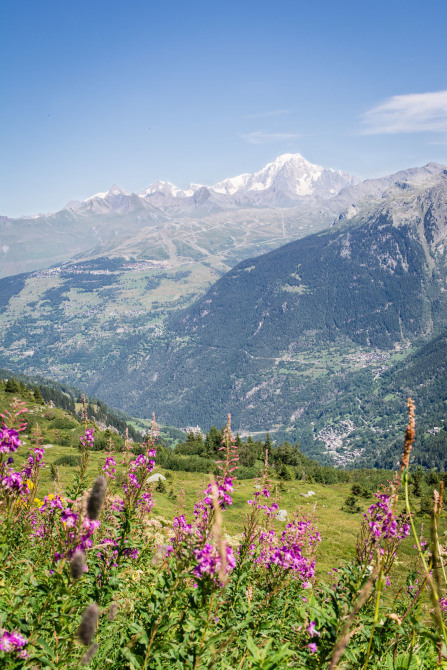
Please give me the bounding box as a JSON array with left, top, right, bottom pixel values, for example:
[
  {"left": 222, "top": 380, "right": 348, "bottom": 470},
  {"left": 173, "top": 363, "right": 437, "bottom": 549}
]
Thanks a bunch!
[{"left": 1, "top": 397, "right": 447, "bottom": 668}]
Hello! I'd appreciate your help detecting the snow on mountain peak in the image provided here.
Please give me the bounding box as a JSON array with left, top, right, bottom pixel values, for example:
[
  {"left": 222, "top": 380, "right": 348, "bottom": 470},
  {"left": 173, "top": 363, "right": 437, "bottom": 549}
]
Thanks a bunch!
[
  {"left": 243, "top": 153, "right": 324, "bottom": 195},
  {"left": 82, "top": 153, "right": 356, "bottom": 212},
  {"left": 211, "top": 172, "right": 251, "bottom": 195},
  {"left": 140, "top": 181, "right": 195, "bottom": 199},
  {"left": 108, "top": 184, "right": 128, "bottom": 196},
  {"left": 86, "top": 184, "right": 128, "bottom": 201}
]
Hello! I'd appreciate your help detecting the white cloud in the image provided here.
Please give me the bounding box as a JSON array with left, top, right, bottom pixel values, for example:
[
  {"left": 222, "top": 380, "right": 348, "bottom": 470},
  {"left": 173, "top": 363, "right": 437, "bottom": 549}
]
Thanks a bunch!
[
  {"left": 362, "top": 90, "right": 447, "bottom": 135},
  {"left": 239, "top": 131, "right": 301, "bottom": 144},
  {"left": 245, "top": 109, "right": 292, "bottom": 119}
]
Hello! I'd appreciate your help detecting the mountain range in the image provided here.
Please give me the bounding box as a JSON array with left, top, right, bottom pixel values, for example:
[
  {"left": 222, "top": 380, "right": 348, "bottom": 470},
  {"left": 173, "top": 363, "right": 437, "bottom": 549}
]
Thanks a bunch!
[
  {"left": 0, "top": 154, "right": 356, "bottom": 278},
  {"left": 1, "top": 153, "right": 447, "bottom": 468},
  {"left": 83, "top": 165, "right": 447, "bottom": 460},
  {"left": 69, "top": 153, "right": 357, "bottom": 212}
]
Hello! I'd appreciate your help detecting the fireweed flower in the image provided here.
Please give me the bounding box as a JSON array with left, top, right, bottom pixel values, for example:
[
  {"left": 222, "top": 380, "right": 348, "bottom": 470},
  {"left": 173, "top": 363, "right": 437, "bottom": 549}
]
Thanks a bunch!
[
  {"left": 203, "top": 478, "right": 234, "bottom": 509},
  {"left": 193, "top": 543, "right": 236, "bottom": 581},
  {"left": 168, "top": 418, "right": 238, "bottom": 571},
  {"left": 307, "top": 621, "right": 320, "bottom": 637},
  {"left": 248, "top": 486, "right": 279, "bottom": 517},
  {"left": 80, "top": 428, "right": 95, "bottom": 450},
  {"left": 193, "top": 483, "right": 234, "bottom": 539},
  {"left": 169, "top": 515, "right": 198, "bottom": 562},
  {"left": 216, "top": 415, "right": 239, "bottom": 478},
  {"left": 173, "top": 514, "right": 194, "bottom": 541},
  {"left": 307, "top": 642, "right": 318, "bottom": 653},
  {"left": 102, "top": 456, "right": 116, "bottom": 480},
  {"left": 39, "top": 493, "right": 65, "bottom": 512},
  {"left": 61, "top": 507, "right": 78, "bottom": 528},
  {"left": 96, "top": 536, "right": 139, "bottom": 570},
  {"left": 0, "top": 425, "right": 21, "bottom": 454},
  {"left": 110, "top": 497, "right": 125, "bottom": 512},
  {"left": 121, "top": 442, "right": 157, "bottom": 513},
  {"left": 0, "top": 629, "right": 28, "bottom": 658},
  {"left": 254, "top": 516, "right": 321, "bottom": 583},
  {"left": 131, "top": 454, "right": 156, "bottom": 472},
  {"left": 357, "top": 488, "right": 410, "bottom": 571},
  {"left": 1, "top": 471, "right": 27, "bottom": 494},
  {"left": 21, "top": 446, "right": 45, "bottom": 481},
  {"left": 41, "top": 501, "right": 101, "bottom": 562}
]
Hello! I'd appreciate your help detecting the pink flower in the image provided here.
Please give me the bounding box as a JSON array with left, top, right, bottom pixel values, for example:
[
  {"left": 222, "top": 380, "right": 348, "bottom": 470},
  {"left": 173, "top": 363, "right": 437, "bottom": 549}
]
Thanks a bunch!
[
  {"left": 61, "top": 508, "right": 78, "bottom": 528},
  {"left": 307, "top": 642, "right": 317, "bottom": 653},
  {"left": 0, "top": 629, "right": 28, "bottom": 658},
  {"left": 193, "top": 543, "right": 236, "bottom": 581},
  {"left": 103, "top": 456, "right": 116, "bottom": 480},
  {"left": 0, "top": 425, "right": 21, "bottom": 453},
  {"left": 307, "top": 621, "right": 320, "bottom": 637}
]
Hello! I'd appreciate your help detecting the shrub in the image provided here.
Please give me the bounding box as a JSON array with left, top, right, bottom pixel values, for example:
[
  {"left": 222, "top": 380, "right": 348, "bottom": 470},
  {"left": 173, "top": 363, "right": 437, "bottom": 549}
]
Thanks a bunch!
[
  {"left": 51, "top": 417, "right": 78, "bottom": 430},
  {"left": 57, "top": 433, "right": 71, "bottom": 446},
  {"left": 276, "top": 463, "right": 293, "bottom": 480},
  {"left": 155, "top": 479, "right": 167, "bottom": 493},
  {"left": 342, "top": 494, "right": 362, "bottom": 513},
  {"left": 237, "top": 466, "right": 259, "bottom": 479},
  {"left": 53, "top": 454, "right": 80, "bottom": 467}
]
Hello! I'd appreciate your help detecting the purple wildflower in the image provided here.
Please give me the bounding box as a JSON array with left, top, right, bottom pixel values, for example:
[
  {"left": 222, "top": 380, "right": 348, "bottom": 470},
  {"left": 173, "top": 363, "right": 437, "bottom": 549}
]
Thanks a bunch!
[
  {"left": 307, "top": 621, "right": 320, "bottom": 637},
  {"left": 61, "top": 508, "right": 78, "bottom": 528},
  {"left": 103, "top": 456, "right": 116, "bottom": 480},
  {"left": 255, "top": 516, "right": 321, "bottom": 583},
  {"left": 80, "top": 428, "right": 95, "bottom": 450},
  {"left": 0, "top": 425, "right": 21, "bottom": 454},
  {"left": 193, "top": 543, "right": 236, "bottom": 581},
  {"left": 0, "top": 629, "right": 28, "bottom": 658},
  {"left": 357, "top": 488, "right": 410, "bottom": 570},
  {"left": 1, "top": 471, "right": 26, "bottom": 493}
]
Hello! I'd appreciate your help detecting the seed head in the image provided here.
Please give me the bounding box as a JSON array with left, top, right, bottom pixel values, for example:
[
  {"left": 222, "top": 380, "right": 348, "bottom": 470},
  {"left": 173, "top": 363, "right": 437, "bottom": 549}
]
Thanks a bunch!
[
  {"left": 70, "top": 551, "right": 86, "bottom": 580},
  {"left": 87, "top": 476, "right": 107, "bottom": 520},
  {"left": 81, "top": 642, "right": 98, "bottom": 665},
  {"left": 434, "top": 489, "right": 441, "bottom": 515},
  {"left": 108, "top": 603, "right": 118, "bottom": 621},
  {"left": 400, "top": 398, "right": 415, "bottom": 472},
  {"left": 77, "top": 603, "right": 99, "bottom": 646}
]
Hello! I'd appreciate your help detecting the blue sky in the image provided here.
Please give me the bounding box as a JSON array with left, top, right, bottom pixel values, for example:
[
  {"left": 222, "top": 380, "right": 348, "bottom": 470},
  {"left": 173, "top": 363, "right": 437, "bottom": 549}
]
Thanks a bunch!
[{"left": 1, "top": 0, "right": 447, "bottom": 217}]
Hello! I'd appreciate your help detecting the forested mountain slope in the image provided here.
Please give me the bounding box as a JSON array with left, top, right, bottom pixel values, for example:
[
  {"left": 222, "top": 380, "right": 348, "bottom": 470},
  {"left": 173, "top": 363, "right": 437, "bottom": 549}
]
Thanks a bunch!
[{"left": 92, "top": 171, "right": 447, "bottom": 467}]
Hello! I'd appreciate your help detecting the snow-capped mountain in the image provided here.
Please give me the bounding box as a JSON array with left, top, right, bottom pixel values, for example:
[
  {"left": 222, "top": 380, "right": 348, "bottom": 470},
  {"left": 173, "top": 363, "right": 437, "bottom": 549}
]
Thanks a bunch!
[
  {"left": 211, "top": 153, "right": 354, "bottom": 198},
  {"left": 66, "top": 153, "right": 357, "bottom": 216},
  {"left": 137, "top": 153, "right": 357, "bottom": 210}
]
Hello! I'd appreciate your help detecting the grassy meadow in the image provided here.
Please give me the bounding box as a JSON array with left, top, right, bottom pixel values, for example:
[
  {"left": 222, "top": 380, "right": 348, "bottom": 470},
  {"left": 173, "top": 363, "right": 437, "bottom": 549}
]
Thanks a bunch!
[
  {"left": 1, "top": 380, "right": 444, "bottom": 668},
  {"left": 2, "top": 382, "right": 419, "bottom": 580}
]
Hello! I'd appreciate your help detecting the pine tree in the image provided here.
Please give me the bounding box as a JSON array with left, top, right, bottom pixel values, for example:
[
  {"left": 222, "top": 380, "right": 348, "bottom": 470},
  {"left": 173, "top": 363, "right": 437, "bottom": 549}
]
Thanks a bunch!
[
  {"left": 5, "top": 378, "right": 20, "bottom": 393},
  {"left": 342, "top": 495, "right": 361, "bottom": 514},
  {"left": 33, "top": 386, "right": 44, "bottom": 405},
  {"left": 204, "top": 426, "right": 222, "bottom": 456}
]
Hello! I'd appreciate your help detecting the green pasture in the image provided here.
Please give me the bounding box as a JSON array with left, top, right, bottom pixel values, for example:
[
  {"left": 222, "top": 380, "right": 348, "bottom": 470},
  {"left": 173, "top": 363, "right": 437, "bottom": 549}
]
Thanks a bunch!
[{"left": 0, "top": 384, "right": 426, "bottom": 586}]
